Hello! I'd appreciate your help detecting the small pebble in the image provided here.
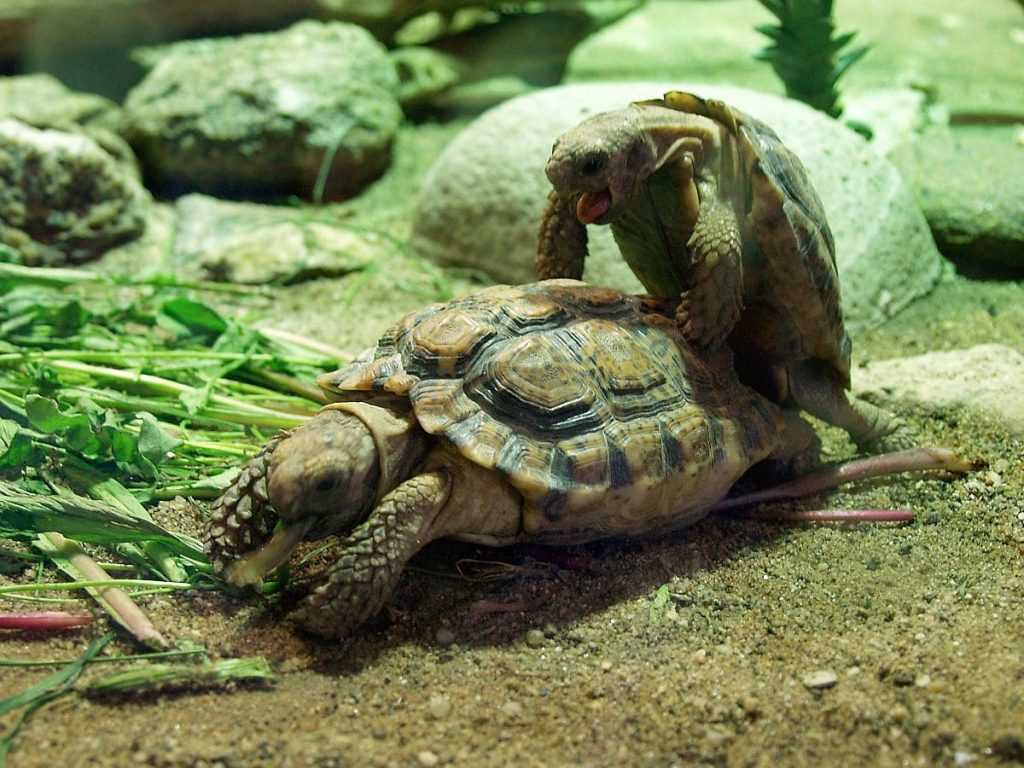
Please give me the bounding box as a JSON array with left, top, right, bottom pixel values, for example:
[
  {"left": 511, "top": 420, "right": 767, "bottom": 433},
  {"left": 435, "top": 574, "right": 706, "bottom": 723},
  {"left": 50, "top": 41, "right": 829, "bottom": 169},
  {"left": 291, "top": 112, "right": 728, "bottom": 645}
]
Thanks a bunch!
[
  {"left": 600, "top": 660, "right": 613, "bottom": 672},
  {"left": 888, "top": 704, "right": 911, "bottom": 724},
  {"left": 500, "top": 700, "right": 522, "bottom": 718},
  {"left": 981, "top": 470, "right": 1002, "bottom": 487},
  {"left": 435, "top": 627, "right": 456, "bottom": 646},
  {"left": 802, "top": 670, "right": 838, "bottom": 690},
  {"left": 427, "top": 694, "right": 452, "bottom": 720},
  {"left": 418, "top": 750, "right": 440, "bottom": 767},
  {"left": 525, "top": 628, "right": 545, "bottom": 648}
]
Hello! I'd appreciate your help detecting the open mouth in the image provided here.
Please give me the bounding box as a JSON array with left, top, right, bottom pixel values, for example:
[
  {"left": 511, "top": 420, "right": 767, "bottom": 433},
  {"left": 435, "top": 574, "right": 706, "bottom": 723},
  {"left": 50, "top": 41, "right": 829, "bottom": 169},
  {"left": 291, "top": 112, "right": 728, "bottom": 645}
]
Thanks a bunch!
[{"left": 575, "top": 188, "right": 613, "bottom": 224}]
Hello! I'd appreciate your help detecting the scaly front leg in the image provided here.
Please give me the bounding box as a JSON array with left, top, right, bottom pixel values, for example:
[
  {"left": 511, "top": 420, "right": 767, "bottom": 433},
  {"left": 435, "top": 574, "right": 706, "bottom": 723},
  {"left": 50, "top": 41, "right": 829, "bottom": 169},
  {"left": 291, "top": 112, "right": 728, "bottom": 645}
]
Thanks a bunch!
[
  {"left": 291, "top": 470, "right": 452, "bottom": 638},
  {"left": 204, "top": 431, "right": 290, "bottom": 573},
  {"left": 676, "top": 185, "right": 744, "bottom": 349}
]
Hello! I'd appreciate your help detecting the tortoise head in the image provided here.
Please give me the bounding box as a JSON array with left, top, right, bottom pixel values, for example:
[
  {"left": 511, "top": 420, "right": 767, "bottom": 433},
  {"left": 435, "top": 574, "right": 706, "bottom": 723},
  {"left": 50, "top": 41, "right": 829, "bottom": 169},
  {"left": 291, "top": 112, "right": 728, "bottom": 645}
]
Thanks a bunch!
[
  {"left": 545, "top": 107, "right": 657, "bottom": 226},
  {"left": 267, "top": 408, "right": 382, "bottom": 540}
]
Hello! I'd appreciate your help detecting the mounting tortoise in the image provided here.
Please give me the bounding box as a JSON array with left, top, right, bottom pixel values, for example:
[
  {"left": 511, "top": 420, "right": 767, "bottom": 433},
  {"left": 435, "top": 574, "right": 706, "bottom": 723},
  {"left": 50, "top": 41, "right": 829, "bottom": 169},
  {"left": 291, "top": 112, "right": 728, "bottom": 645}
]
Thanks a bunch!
[
  {"left": 204, "top": 280, "right": 966, "bottom": 638},
  {"left": 538, "top": 90, "right": 909, "bottom": 453}
]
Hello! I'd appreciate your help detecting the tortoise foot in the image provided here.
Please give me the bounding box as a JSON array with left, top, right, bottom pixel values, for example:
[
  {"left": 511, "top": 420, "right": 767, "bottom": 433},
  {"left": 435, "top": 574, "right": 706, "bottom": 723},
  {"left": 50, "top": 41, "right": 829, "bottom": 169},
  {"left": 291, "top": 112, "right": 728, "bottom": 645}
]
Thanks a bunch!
[{"left": 290, "top": 471, "right": 450, "bottom": 638}]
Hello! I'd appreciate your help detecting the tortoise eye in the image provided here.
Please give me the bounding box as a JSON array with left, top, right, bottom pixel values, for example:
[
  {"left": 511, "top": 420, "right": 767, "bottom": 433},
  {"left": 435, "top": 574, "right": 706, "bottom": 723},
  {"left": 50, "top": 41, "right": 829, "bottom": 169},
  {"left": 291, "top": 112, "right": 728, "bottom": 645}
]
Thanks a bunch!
[
  {"left": 314, "top": 476, "right": 340, "bottom": 494},
  {"left": 579, "top": 153, "right": 605, "bottom": 176}
]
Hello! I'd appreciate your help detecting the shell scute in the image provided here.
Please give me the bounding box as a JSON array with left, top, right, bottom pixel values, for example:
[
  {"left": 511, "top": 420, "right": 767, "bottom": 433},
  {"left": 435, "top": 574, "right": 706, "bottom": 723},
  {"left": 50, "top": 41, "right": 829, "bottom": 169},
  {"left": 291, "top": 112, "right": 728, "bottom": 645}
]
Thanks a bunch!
[
  {"left": 408, "top": 308, "right": 497, "bottom": 378},
  {"left": 465, "top": 333, "right": 599, "bottom": 433}
]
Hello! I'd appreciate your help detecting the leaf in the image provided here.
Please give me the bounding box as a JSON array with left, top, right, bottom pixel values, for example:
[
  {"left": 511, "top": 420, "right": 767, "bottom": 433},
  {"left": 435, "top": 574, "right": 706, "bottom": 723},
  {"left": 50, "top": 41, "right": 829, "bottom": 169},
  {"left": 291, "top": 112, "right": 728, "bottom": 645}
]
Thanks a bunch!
[
  {"left": 0, "top": 419, "right": 40, "bottom": 468},
  {"left": 24, "top": 395, "right": 101, "bottom": 456},
  {"left": 24, "top": 395, "right": 87, "bottom": 433},
  {"left": 0, "top": 243, "right": 22, "bottom": 265},
  {"left": 52, "top": 300, "right": 89, "bottom": 337},
  {"left": 0, "top": 482, "right": 205, "bottom": 560},
  {"left": 178, "top": 384, "right": 212, "bottom": 416},
  {"left": 652, "top": 584, "right": 671, "bottom": 609},
  {"left": 160, "top": 297, "right": 227, "bottom": 340},
  {"left": 137, "top": 413, "right": 182, "bottom": 465}
]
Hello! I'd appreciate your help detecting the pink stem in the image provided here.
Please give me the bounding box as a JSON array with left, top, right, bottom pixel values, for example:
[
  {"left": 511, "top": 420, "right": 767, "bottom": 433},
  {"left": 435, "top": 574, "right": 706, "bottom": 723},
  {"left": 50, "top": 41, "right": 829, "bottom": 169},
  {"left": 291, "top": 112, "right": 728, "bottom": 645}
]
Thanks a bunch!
[
  {"left": 0, "top": 611, "right": 94, "bottom": 630},
  {"left": 733, "top": 508, "right": 915, "bottom": 523},
  {"left": 712, "top": 446, "right": 975, "bottom": 514}
]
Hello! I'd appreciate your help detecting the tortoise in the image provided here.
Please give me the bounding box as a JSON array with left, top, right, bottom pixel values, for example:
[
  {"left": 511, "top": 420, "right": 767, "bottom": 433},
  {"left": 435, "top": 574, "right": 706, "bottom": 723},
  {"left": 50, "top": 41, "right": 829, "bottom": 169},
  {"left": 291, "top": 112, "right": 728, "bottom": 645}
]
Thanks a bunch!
[
  {"left": 537, "top": 90, "right": 908, "bottom": 453},
  {"left": 203, "top": 280, "right": 963, "bottom": 638}
]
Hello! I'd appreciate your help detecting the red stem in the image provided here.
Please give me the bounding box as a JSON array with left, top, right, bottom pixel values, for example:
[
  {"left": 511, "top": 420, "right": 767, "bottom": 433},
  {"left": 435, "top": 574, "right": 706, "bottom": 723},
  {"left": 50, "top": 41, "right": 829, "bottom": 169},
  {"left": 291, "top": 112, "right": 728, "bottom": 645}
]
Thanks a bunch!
[{"left": 0, "top": 611, "right": 94, "bottom": 630}]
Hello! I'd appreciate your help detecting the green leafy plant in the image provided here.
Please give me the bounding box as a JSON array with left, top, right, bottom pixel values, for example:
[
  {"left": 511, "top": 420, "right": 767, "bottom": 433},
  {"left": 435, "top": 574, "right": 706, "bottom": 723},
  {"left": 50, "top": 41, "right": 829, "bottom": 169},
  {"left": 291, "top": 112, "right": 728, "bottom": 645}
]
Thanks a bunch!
[
  {"left": 0, "top": 262, "right": 334, "bottom": 759},
  {"left": 0, "top": 262, "right": 344, "bottom": 636},
  {"left": 754, "top": 0, "right": 870, "bottom": 118}
]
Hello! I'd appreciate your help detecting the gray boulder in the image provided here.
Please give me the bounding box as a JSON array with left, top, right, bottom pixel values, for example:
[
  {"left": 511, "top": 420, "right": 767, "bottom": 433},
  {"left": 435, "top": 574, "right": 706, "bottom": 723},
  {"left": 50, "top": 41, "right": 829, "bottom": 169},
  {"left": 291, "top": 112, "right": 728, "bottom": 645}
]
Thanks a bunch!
[
  {"left": 411, "top": 82, "right": 944, "bottom": 332},
  {"left": 172, "top": 195, "right": 385, "bottom": 284},
  {"left": 888, "top": 125, "right": 1024, "bottom": 271},
  {"left": 121, "top": 21, "right": 402, "bottom": 201},
  {"left": 0, "top": 73, "right": 120, "bottom": 130},
  {"left": 0, "top": 119, "right": 148, "bottom": 266},
  {"left": 0, "top": 73, "right": 139, "bottom": 174},
  {"left": 857, "top": 344, "right": 1024, "bottom": 438}
]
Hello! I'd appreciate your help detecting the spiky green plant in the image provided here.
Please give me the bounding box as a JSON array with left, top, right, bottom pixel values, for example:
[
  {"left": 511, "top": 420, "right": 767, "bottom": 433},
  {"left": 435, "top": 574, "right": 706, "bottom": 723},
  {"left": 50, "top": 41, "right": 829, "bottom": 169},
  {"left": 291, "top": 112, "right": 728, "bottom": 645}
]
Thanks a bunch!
[{"left": 754, "top": 0, "right": 870, "bottom": 118}]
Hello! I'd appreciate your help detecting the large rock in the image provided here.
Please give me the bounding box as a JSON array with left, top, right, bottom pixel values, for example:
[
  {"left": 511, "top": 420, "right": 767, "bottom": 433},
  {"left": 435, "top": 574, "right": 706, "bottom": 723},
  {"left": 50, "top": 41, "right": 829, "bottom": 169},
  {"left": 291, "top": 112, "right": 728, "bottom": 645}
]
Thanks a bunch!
[
  {"left": 0, "top": 73, "right": 120, "bottom": 130},
  {"left": 121, "top": 21, "right": 403, "bottom": 201},
  {"left": 171, "top": 195, "right": 386, "bottom": 284},
  {"left": 0, "top": 118, "right": 148, "bottom": 266},
  {"left": 888, "top": 125, "right": 1024, "bottom": 271},
  {"left": 857, "top": 344, "right": 1024, "bottom": 437},
  {"left": 412, "top": 82, "right": 944, "bottom": 332},
  {"left": 0, "top": 73, "right": 140, "bottom": 176}
]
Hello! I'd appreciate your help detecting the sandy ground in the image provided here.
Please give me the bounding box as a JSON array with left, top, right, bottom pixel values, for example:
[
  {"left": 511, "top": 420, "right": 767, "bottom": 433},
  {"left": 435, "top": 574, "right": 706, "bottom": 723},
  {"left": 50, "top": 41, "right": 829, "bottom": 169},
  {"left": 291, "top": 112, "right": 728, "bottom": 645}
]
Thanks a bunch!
[
  {"left": 3, "top": 268, "right": 1023, "bottom": 768},
  {"left": 3, "top": 20, "right": 1024, "bottom": 765}
]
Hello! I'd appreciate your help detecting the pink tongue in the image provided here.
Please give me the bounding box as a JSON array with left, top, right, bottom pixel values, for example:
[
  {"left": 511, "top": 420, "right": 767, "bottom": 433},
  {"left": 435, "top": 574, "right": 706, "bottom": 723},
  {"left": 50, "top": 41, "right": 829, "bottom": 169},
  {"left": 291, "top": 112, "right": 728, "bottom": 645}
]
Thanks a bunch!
[{"left": 576, "top": 189, "right": 612, "bottom": 224}]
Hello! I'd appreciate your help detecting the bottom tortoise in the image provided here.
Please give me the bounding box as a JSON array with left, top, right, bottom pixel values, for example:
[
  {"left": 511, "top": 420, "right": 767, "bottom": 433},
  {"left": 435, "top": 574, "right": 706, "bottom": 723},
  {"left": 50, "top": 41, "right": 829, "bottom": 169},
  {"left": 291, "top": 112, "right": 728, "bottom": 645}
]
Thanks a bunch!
[{"left": 204, "top": 280, "right": 964, "bottom": 637}]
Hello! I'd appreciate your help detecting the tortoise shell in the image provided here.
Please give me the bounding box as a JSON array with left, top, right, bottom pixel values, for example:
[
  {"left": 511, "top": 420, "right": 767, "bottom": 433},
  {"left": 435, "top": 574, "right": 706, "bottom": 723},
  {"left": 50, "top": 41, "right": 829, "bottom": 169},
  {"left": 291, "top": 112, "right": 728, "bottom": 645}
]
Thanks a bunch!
[
  {"left": 650, "top": 90, "right": 853, "bottom": 385},
  {"left": 317, "top": 279, "right": 784, "bottom": 538}
]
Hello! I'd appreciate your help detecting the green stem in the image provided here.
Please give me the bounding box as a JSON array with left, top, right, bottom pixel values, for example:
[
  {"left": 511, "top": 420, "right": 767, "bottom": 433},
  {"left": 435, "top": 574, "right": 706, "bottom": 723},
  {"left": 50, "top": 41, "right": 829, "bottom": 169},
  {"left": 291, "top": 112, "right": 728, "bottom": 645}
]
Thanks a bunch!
[
  {"left": 0, "top": 645, "right": 206, "bottom": 667},
  {"left": 0, "top": 262, "right": 269, "bottom": 295},
  {"left": 256, "top": 326, "right": 354, "bottom": 361},
  {"left": 65, "top": 386, "right": 309, "bottom": 429},
  {"left": 0, "top": 578, "right": 192, "bottom": 594},
  {"left": 0, "top": 349, "right": 331, "bottom": 366},
  {"left": 50, "top": 359, "right": 291, "bottom": 416}
]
